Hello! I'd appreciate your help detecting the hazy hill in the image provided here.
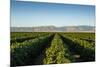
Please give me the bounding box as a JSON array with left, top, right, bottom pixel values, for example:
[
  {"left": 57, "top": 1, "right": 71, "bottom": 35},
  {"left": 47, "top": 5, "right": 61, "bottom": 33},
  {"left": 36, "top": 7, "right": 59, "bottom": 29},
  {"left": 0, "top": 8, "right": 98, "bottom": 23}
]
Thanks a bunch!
[{"left": 11, "top": 25, "right": 95, "bottom": 32}]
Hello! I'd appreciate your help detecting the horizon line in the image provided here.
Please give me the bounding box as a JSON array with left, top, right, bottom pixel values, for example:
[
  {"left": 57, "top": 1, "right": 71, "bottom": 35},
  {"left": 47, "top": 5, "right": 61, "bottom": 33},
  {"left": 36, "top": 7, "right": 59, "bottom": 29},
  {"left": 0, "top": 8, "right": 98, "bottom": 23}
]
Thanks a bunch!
[{"left": 11, "top": 25, "right": 95, "bottom": 27}]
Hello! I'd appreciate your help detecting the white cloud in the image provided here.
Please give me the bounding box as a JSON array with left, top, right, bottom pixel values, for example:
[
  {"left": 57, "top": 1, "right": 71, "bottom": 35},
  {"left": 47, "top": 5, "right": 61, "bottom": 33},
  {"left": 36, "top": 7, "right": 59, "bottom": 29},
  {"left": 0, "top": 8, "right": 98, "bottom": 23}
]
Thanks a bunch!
[{"left": 16, "top": 0, "right": 95, "bottom": 5}]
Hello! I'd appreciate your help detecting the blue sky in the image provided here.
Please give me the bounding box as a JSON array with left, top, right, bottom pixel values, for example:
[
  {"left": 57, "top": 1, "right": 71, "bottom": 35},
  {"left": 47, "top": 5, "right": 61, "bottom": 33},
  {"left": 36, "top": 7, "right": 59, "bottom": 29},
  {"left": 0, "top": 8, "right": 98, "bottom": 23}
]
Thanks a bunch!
[{"left": 11, "top": 0, "right": 95, "bottom": 27}]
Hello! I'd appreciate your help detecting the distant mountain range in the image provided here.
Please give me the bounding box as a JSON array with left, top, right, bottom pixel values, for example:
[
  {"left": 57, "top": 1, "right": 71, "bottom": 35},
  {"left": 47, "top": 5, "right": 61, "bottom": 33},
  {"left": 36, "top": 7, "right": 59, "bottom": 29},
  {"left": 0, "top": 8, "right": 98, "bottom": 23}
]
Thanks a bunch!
[{"left": 11, "top": 25, "right": 95, "bottom": 32}]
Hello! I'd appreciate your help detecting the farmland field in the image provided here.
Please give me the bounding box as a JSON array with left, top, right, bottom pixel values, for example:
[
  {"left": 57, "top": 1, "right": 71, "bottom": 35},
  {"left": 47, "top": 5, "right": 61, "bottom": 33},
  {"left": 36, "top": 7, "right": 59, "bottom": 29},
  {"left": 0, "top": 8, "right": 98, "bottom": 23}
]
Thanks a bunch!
[{"left": 10, "top": 32, "right": 95, "bottom": 66}]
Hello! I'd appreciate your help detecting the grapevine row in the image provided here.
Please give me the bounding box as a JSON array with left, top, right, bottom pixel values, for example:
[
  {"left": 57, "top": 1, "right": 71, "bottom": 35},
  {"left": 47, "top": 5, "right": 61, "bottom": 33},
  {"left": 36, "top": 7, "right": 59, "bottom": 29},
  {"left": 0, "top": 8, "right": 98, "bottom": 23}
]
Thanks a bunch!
[
  {"left": 43, "top": 34, "right": 74, "bottom": 64},
  {"left": 59, "top": 33, "right": 95, "bottom": 62},
  {"left": 11, "top": 33, "right": 54, "bottom": 66}
]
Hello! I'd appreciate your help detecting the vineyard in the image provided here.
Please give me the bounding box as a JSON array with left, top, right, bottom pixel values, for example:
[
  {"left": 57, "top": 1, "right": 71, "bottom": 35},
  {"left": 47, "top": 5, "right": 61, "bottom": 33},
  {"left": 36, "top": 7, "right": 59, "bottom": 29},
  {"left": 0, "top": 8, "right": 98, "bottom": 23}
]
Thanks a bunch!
[{"left": 10, "top": 32, "right": 95, "bottom": 66}]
